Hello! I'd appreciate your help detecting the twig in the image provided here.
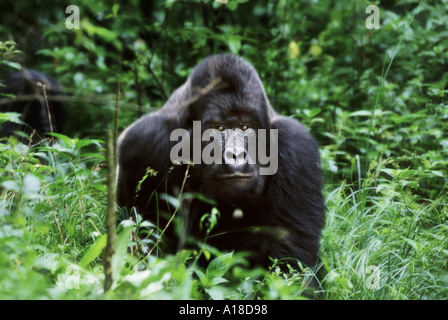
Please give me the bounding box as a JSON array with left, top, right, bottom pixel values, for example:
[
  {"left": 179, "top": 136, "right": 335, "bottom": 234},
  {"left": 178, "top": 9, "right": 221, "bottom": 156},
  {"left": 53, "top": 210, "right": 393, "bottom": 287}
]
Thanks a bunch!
[
  {"left": 133, "top": 65, "right": 143, "bottom": 118},
  {"left": 114, "top": 79, "right": 120, "bottom": 159},
  {"left": 173, "top": 77, "right": 225, "bottom": 111},
  {"left": 35, "top": 81, "right": 54, "bottom": 144},
  {"left": 0, "top": 94, "right": 146, "bottom": 112},
  {"left": 147, "top": 63, "right": 168, "bottom": 100},
  {"left": 103, "top": 130, "right": 117, "bottom": 293},
  {"left": 43, "top": 189, "right": 65, "bottom": 244},
  {"left": 144, "top": 164, "right": 190, "bottom": 259}
]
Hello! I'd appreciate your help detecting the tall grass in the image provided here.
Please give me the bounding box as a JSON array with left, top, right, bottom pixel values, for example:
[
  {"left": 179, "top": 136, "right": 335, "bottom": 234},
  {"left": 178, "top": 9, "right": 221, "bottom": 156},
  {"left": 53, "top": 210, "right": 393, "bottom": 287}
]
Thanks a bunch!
[
  {"left": 320, "top": 158, "right": 448, "bottom": 299},
  {"left": 0, "top": 131, "right": 446, "bottom": 300},
  {"left": 318, "top": 2, "right": 447, "bottom": 299}
]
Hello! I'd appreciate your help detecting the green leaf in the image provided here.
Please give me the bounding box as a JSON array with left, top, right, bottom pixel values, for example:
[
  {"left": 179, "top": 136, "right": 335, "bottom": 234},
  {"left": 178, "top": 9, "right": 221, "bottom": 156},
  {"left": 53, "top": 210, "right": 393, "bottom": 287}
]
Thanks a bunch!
[
  {"left": 402, "top": 237, "right": 421, "bottom": 254},
  {"left": 195, "top": 269, "right": 206, "bottom": 284},
  {"left": 0, "top": 112, "right": 24, "bottom": 125},
  {"left": 23, "top": 174, "right": 41, "bottom": 199},
  {"left": 2, "top": 61, "right": 21, "bottom": 70},
  {"left": 1, "top": 180, "right": 20, "bottom": 192},
  {"left": 112, "top": 226, "right": 132, "bottom": 280},
  {"left": 47, "top": 132, "right": 74, "bottom": 146},
  {"left": 182, "top": 192, "right": 217, "bottom": 206},
  {"left": 200, "top": 207, "right": 220, "bottom": 232},
  {"left": 211, "top": 277, "right": 229, "bottom": 286},
  {"left": 36, "top": 48, "right": 56, "bottom": 58},
  {"left": 227, "top": 37, "right": 241, "bottom": 54},
  {"left": 112, "top": 4, "right": 119, "bottom": 17},
  {"left": 159, "top": 193, "right": 180, "bottom": 208},
  {"left": 205, "top": 287, "right": 225, "bottom": 300},
  {"left": 80, "top": 234, "right": 107, "bottom": 268},
  {"left": 206, "top": 252, "right": 233, "bottom": 280},
  {"left": 350, "top": 110, "right": 372, "bottom": 117},
  {"left": 309, "top": 108, "right": 322, "bottom": 118},
  {"left": 75, "top": 139, "right": 102, "bottom": 151}
]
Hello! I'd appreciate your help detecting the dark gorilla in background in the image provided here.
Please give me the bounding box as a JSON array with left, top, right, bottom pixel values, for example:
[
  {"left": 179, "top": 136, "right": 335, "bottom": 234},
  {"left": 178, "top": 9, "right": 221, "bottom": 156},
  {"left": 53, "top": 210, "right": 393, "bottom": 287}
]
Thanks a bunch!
[
  {"left": 0, "top": 70, "right": 66, "bottom": 140},
  {"left": 117, "top": 55, "right": 324, "bottom": 270}
]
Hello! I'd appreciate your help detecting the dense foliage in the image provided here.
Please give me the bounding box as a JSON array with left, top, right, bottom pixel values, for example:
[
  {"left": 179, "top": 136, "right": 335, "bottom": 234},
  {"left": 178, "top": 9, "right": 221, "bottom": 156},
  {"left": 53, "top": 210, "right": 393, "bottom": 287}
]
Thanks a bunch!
[{"left": 0, "top": 0, "right": 447, "bottom": 299}]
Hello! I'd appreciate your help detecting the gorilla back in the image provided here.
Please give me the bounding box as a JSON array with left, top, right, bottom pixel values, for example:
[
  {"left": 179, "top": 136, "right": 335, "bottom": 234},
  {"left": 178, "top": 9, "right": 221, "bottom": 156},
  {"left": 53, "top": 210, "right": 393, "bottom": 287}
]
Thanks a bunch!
[{"left": 117, "top": 55, "right": 324, "bottom": 270}]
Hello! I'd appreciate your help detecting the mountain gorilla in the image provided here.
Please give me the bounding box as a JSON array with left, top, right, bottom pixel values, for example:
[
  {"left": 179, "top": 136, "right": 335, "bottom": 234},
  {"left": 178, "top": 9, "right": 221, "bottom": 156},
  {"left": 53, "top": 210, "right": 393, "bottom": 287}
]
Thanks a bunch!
[
  {"left": 117, "top": 55, "right": 324, "bottom": 270},
  {"left": 0, "top": 70, "right": 65, "bottom": 141}
]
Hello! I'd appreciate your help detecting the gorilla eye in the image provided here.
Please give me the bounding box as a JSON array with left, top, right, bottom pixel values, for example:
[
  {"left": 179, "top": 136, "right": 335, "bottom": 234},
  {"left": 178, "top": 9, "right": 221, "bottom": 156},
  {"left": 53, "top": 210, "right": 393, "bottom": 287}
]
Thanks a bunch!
[
  {"left": 217, "top": 125, "right": 225, "bottom": 132},
  {"left": 242, "top": 125, "right": 249, "bottom": 131}
]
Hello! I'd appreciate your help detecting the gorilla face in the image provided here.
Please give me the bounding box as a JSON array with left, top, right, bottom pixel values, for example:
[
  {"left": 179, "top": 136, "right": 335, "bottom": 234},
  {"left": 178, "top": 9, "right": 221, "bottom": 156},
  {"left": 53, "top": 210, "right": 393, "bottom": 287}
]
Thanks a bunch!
[{"left": 190, "top": 104, "right": 267, "bottom": 205}]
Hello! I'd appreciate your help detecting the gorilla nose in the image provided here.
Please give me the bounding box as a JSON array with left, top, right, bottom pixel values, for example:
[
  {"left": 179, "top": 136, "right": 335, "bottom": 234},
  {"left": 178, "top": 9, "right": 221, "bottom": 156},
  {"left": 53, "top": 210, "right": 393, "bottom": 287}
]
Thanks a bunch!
[{"left": 224, "top": 146, "right": 247, "bottom": 166}]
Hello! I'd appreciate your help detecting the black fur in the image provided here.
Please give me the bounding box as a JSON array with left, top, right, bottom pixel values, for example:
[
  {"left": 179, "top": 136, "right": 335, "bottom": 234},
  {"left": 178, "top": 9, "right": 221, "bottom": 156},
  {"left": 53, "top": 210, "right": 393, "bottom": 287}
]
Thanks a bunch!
[
  {"left": 0, "top": 70, "right": 65, "bottom": 140},
  {"left": 117, "top": 55, "right": 324, "bottom": 269}
]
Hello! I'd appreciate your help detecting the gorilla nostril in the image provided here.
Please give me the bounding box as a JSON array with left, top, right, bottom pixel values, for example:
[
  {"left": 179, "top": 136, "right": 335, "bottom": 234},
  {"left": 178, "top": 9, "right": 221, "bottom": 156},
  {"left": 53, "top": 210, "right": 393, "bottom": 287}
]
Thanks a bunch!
[
  {"left": 237, "top": 150, "right": 248, "bottom": 163},
  {"left": 224, "top": 149, "right": 234, "bottom": 164}
]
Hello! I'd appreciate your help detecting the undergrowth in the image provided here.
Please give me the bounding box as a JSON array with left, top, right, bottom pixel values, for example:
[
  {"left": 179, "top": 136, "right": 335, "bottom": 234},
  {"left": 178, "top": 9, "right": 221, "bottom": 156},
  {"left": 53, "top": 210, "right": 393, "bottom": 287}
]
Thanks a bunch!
[{"left": 0, "top": 126, "right": 446, "bottom": 300}]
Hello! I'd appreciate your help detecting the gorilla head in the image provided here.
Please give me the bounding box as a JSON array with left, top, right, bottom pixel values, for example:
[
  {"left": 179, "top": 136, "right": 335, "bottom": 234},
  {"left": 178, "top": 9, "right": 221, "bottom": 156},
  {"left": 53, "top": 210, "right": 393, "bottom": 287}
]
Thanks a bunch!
[
  {"left": 117, "top": 55, "right": 324, "bottom": 270},
  {"left": 180, "top": 56, "right": 277, "bottom": 206}
]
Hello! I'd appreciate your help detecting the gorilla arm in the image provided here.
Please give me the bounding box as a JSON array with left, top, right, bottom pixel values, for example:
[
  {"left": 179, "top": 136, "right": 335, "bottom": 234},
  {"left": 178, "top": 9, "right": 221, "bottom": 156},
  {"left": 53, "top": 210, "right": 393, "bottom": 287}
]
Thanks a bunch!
[
  {"left": 116, "top": 110, "right": 182, "bottom": 211},
  {"left": 267, "top": 115, "right": 325, "bottom": 268}
]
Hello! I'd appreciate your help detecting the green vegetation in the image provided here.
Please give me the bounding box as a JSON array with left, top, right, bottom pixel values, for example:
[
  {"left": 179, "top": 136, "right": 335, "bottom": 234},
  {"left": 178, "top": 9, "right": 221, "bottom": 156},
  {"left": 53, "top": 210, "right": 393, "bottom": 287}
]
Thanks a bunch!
[{"left": 0, "top": 0, "right": 447, "bottom": 300}]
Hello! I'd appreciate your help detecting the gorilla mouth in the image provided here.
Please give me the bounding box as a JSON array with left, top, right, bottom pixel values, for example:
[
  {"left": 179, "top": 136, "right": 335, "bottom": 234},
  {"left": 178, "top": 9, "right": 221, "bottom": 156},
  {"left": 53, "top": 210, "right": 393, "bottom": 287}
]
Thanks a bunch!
[
  {"left": 219, "top": 174, "right": 254, "bottom": 180},
  {"left": 218, "top": 174, "right": 256, "bottom": 190}
]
